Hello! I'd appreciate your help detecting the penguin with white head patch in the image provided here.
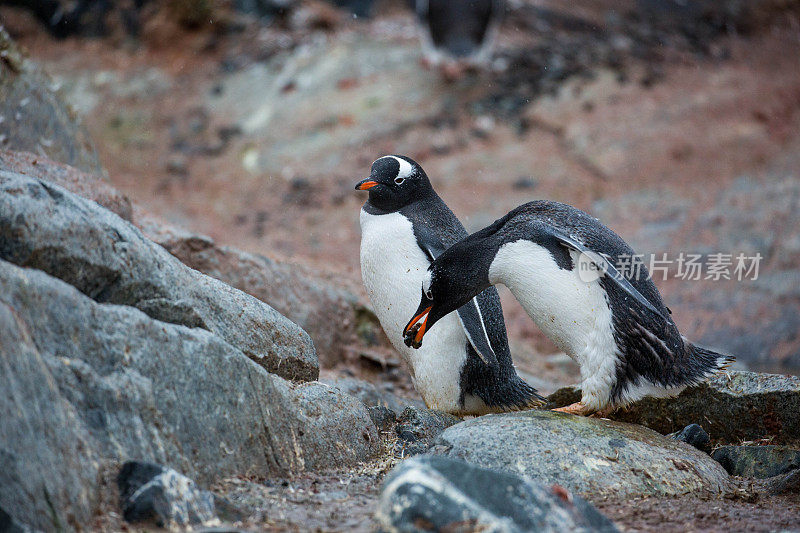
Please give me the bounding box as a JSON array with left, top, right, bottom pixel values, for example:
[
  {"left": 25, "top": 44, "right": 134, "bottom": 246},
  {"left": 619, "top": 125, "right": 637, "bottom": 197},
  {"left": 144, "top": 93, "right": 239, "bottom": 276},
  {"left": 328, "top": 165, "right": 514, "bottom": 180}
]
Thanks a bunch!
[
  {"left": 356, "top": 155, "right": 543, "bottom": 415},
  {"left": 415, "top": 0, "right": 504, "bottom": 76},
  {"left": 404, "top": 200, "right": 734, "bottom": 416}
]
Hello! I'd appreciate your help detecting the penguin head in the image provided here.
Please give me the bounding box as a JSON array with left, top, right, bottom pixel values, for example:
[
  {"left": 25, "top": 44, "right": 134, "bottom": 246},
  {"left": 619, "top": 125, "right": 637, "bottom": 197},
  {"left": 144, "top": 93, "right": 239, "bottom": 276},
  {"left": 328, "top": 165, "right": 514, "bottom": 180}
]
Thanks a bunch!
[
  {"left": 403, "top": 241, "right": 489, "bottom": 349},
  {"left": 355, "top": 155, "right": 433, "bottom": 211}
]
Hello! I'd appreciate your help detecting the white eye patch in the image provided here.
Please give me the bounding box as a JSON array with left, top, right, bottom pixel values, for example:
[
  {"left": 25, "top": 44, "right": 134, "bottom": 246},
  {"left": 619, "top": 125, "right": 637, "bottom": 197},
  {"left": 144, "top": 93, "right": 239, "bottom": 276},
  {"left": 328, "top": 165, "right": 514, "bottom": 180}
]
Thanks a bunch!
[
  {"left": 422, "top": 270, "right": 433, "bottom": 296},
  {"left": 374, "top": 155, "right": 414, "bottom": 181}
]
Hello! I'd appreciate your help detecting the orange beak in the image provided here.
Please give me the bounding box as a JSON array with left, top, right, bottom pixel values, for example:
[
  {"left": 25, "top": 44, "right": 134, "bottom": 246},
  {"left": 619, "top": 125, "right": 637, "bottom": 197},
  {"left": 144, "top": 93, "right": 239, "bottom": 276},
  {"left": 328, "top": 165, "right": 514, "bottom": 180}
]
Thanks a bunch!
[
  {"left": 403, "top": 306, "right": 432, "bottom": 348},
  {"left": 355, "top": 179, "right": 378, "bottom": 190}
]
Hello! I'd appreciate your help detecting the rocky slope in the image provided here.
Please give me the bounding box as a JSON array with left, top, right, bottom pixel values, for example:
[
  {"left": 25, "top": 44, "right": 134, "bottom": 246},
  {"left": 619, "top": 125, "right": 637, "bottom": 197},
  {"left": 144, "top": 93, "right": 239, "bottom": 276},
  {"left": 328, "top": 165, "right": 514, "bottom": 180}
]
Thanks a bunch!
[{"left": 1, "top": 2, "right": 800, "bottom": 530}]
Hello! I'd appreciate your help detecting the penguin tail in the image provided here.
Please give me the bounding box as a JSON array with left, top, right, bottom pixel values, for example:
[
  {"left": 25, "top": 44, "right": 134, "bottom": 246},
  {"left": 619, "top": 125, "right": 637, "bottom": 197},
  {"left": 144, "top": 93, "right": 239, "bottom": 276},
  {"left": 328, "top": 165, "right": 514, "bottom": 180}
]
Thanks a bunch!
[
  {"left": 497, "top": 377, "right": 547, "bottom": 412},
  {"left": 688, "top": 343, "right": 735, "bottom": 380}
]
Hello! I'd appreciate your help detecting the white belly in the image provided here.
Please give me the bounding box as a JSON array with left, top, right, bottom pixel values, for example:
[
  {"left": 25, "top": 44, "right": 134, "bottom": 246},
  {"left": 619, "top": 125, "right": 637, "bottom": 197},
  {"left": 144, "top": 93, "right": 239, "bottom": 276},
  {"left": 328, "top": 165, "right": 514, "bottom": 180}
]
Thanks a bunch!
[
  {"left": 359, "top": 208, "right": 470, "bottom": 412},
  {"left": 488, "top": 239, "right": 618, "bottom": 410}
]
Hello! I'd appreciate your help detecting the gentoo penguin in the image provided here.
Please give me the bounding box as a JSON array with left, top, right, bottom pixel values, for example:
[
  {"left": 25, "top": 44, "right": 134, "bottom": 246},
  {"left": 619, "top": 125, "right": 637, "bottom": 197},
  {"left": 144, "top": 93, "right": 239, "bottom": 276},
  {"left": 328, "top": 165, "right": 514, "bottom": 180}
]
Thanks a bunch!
[
  {"left": 403, "top": 200, "right": 734, "bottom": 416},
  {"left": 356, "top": 155, "right": 543, "bottom": 415},
  {"left": 415, "top": 0, "right": 504, "bottom": 71}
]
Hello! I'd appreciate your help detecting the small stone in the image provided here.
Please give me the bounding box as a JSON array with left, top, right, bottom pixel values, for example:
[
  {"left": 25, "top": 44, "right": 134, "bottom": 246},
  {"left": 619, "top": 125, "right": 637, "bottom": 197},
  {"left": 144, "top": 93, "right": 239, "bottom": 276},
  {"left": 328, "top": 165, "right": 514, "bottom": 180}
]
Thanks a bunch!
[
  {"left": 117, "top": 462, "right": 218, "bottom": 527},
  {"left": 368, "top": 405, "right": 397, "bottom": 432},
  {"left": 166, "top": 154, "right": 189, "bottom": 176},
  {"left": 395, "top": 406, "right": 461, "bottom": 446},
  {"left": 669, "top": 424, "right": 711, "bottom": 453}
]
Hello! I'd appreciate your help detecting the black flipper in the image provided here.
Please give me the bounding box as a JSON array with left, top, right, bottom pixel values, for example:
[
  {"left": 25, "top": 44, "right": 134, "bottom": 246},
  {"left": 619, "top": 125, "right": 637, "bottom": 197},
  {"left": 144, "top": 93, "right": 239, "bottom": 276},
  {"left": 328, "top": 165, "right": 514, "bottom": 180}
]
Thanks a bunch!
[
  {"left": 416, "top": 225, "right": 498, "bottom": 366},
  {"left": 455, "top": 297, "right": 498, "bottom": 366},
  {"left": 543, "top": 226, "right": 666, "bottom": 320}
]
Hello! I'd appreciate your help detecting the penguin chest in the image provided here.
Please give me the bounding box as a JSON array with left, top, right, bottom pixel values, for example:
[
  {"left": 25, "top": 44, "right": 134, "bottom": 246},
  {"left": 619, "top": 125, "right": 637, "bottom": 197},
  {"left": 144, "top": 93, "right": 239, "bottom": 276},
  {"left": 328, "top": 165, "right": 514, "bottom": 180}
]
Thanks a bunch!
[
  {"left": 488, "top": 240, "right": 619, "bottom": 404},
  {"left": 359, "top": 209, "right": 467, "bottom": 411}
]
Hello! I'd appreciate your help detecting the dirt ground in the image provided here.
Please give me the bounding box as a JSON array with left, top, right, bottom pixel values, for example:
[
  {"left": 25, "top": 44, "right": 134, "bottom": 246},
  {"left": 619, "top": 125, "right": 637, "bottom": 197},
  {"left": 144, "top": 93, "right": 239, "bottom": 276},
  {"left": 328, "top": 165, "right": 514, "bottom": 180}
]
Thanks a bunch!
[{"left": 595, "top": 492, "right": 800, "bottom": 533}]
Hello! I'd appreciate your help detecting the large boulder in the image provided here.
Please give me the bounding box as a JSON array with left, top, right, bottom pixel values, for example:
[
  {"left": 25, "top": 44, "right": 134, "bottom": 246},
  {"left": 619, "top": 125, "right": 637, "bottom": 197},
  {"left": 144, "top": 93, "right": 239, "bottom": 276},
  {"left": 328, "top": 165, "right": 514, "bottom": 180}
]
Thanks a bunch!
[
  {"left": 146, "top": 224, "right": 378, "bottom": 368},
  {"left": 0, "top": 170, "right": 318, "bottom": 381},
  {"left": 549, "top": 371, "right": 800, "bottom": 447},
  {"left": 0, "top": 259, "right": 378, "bottom": 531},
  {"left": 0, "top": 27, "right": 103, "bottom": 175},
  {"left": 376, "top": 455, "right": 619, "bottom": 533},
  {"left": 430, "top": 410, "right": 732, "bottom": 498}
]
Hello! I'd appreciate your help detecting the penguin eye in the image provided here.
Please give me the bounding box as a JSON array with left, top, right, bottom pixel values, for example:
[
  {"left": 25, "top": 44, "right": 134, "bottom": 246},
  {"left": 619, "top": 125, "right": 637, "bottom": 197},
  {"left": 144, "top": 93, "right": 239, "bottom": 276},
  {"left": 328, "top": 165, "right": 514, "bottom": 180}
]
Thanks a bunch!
[
  {"left": 425, "top": 288, "right": 433, "bottom": 300},
  {"left": 394, "top": 177, "right": 405, "bottom": 185}
]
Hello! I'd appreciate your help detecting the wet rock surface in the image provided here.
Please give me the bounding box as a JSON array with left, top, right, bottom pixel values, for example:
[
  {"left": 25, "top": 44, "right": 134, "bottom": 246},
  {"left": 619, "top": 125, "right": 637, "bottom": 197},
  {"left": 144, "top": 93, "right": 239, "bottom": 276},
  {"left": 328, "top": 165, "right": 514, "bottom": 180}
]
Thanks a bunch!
[
  {"left": 0, "top": 27, "right": 103, "bottom": 174},
  {"left": 0, "top": 258, "right": 378, "bottom": 530},
  {"left": 617, "top": 372, "right": 800, "bottom": 446},
  {"left": 0, "top": 170, "right": 318, "bottom": 382},
  {"left": 117, "top": 462, "right": 218, "bottom": 528},
  {"left": 430, "top": 410, "right": 732, "bottom": 497},
  {"left": 712, "top": 446, "right": 800, "bottom": 480},
  {"left": 376, "top": 455, "right": 619, "bottom": 533}
]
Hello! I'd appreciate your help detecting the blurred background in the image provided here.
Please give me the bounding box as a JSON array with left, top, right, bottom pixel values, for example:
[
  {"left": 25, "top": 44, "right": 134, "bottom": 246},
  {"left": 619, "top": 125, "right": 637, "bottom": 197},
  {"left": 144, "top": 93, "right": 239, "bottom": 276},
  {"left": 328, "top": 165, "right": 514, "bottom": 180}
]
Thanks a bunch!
[{"left": 1, "top": 0, "right": 799, "bottom": 395}]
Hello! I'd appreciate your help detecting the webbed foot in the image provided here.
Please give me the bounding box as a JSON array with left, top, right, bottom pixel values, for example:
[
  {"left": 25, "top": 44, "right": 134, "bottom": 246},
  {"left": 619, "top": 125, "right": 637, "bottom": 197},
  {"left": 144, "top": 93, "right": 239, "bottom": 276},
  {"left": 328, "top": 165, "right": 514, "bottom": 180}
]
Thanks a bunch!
[{"left": 552, "top": 402, "right": 594, "bottom": 416}]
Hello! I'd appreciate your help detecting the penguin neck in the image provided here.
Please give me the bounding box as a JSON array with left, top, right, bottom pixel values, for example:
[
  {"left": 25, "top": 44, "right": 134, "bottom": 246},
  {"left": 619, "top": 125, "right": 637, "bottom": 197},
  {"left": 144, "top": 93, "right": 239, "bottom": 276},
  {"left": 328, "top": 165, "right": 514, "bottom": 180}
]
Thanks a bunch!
[
  {"left": 363, "top": 185, "right": 437, "bottom": 214},
  {"left": 438, "top": 239, "right": 498, "bottom": 311}
]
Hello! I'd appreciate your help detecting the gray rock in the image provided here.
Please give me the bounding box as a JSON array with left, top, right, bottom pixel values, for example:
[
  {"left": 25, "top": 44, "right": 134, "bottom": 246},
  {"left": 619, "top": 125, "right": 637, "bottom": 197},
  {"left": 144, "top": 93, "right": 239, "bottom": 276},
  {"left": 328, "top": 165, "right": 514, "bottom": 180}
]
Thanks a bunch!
[
  {"left": 206, "top": 35, "right": 452, "bottom": 177},
  {"left": 668, "top": 424, "right": 711, "bottom": 453},
  {"left": 148, "top": 227, "right": 380, "bottom": 368},
  {"left": 0, "top": 28, "right": 103, "bottom": 175},
  {"left": 118, "top": 462, "right": 217, "bottom": 528},
  {"left": 0, "top": 150, "right": 132, "bottom": 222},
  {"left": 0, "top": 170, "right": 318, "bottom": 382},
  {"left": 763, "top": 469, "right": 800, "bottom": 495},
  {"left": 0, "top": 259, "right": 378, "bottom": 531},
  {"left": 375, "top": 455, "right": 619, "bottom": 533},
  {"left": 368, "top": 406, "right": 397, "bottom": 432},
  {"left": 324, "top": 376, "right": 424, "bottom": 414},
  {"left": 606, "top": 371, "right": 800, "bottom": 446},
  {"left": 396, "top": 407, "right": 461, "bottom": 445},
  {"left": 0, "top": 506, "right": 32, "bottom": 533},
  {"left": 431, "top": 410, "right": 732, "bottom": 497},
  {"left": 712, "top": 446, "right": 800, "bottom": 479}
]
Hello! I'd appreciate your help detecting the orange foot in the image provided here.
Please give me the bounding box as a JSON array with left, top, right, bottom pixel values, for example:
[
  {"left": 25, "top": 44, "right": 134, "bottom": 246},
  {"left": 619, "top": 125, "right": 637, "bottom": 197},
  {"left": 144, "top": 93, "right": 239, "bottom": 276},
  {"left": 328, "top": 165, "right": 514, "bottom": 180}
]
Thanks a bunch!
[
  {"left": 552, "top": 402, "right": 616, "bottom": 418},
  {"left": 552, "top": 402, "right": 593, "bottom": 416}
]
